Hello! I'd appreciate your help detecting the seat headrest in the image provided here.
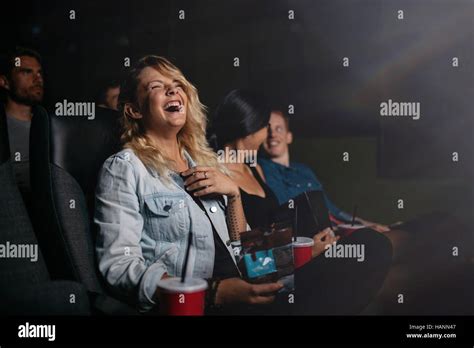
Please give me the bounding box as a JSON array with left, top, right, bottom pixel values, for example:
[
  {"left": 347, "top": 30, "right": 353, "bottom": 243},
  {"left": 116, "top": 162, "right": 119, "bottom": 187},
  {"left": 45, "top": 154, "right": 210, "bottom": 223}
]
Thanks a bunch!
[{"left": 31, "top": 106, "right": 122, "bottom": 194}]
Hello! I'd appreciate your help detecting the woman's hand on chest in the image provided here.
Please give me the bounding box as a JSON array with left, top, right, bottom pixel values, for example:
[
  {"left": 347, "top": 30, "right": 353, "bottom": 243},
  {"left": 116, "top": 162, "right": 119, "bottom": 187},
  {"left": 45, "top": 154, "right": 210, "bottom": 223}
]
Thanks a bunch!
[{"left": 181, "top": 166, "right": 239, "bottom": 198}]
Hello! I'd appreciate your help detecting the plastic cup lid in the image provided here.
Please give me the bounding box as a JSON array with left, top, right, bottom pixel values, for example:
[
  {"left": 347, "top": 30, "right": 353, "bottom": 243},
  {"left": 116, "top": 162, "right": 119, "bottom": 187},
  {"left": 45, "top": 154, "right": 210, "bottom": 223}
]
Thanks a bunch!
[
  {"left": 157, "top": 277, "right": 208, "bottom": 293},
  {"left": 293, "top": 236, "right": 314, "bottom": 247}
]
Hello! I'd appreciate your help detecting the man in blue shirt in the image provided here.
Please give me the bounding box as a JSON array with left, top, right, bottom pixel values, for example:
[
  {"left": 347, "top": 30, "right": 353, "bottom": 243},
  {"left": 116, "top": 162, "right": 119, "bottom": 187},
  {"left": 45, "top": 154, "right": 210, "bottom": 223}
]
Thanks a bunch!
[{"left": 260, "top": 110, "right": 389, "bottom": 232}]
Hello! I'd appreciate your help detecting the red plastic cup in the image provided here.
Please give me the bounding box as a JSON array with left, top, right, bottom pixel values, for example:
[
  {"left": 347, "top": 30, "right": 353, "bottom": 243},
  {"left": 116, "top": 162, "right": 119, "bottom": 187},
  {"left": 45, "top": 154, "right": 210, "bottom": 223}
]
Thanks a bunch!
[
  {"left": 293, "top": 236, "right": 314, "bottom": 269},
  {"left": 156, "top": 277, "right": 208, "bottom": 316}
]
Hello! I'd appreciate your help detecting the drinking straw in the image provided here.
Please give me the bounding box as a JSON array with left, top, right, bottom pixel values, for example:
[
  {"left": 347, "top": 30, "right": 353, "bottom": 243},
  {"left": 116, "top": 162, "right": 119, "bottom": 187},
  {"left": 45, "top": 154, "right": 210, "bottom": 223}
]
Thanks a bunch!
[
  {"left": 293, "top": 205, "right": 298, "bottom": 242},
  {"left": 181, "top": 231, "right": 193, "bottom": 283},
  {"left": 351, "top": 205, "right": 358, "bottom": 227}
]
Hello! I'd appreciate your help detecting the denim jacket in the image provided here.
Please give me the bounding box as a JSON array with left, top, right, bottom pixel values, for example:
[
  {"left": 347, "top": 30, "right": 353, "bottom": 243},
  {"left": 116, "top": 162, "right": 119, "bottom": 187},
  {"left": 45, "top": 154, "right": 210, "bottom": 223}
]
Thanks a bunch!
[{"left": 94, "top": 148, "right": 238, "bottom": 311}]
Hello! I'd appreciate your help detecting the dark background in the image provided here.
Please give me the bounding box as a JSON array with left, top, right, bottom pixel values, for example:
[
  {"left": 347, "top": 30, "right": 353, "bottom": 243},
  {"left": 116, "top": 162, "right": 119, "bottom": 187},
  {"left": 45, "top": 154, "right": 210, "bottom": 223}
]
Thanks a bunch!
[{"left": 2, "top": 0, "right": 473, "bottom": 222}]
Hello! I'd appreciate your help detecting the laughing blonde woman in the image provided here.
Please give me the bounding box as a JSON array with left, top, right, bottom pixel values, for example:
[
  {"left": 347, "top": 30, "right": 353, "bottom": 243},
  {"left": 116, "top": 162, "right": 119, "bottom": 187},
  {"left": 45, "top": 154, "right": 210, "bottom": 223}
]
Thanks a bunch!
[{"left": 94, "top": 56, "right": 283, "bottom": 313}]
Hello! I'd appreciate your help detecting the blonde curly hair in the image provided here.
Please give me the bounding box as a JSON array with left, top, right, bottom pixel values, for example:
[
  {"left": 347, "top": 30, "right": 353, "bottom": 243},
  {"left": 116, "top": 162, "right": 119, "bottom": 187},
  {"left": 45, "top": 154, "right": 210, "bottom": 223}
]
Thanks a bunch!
[{"left": 119, "top": 55, "right": 224, "bottom": 180}]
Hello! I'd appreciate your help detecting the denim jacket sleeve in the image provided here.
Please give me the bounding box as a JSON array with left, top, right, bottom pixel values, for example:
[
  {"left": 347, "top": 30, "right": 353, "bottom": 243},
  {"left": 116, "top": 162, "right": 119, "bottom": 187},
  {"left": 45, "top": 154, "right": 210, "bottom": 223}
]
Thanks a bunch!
[{"left": 94, "top": 154, "right": 166, "bottom": 311}]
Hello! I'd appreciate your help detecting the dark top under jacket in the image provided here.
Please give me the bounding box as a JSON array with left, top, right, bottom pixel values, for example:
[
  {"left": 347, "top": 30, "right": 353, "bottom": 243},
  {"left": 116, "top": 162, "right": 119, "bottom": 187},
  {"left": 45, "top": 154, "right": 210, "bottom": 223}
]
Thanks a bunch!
[
  {"left": 239, "top": 164, "right": 280, "bottom": 229},
  {"left": 188, "top": 193, "right": 239, "bottom": 278}
]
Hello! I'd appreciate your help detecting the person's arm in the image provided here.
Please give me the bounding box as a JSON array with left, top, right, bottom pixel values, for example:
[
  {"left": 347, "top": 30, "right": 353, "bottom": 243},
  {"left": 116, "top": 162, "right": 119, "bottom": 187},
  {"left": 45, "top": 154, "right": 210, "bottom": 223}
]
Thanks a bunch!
[
  {"left": 355, "top": 217, "right": 390, "bottom": 232},
  {"left": 182, "top": 166, "right": 247, "bottom": 240},
  {"left": 94, "top": 155, "right": 168, "bottom": 312},
  {"left": 225, "top": 193, "right": 247, "bottom": 241},
  {"left": 214, "top": 278, "right": 283, "bottom": 306},
  {"left": 323, "top": 193, "right": 354, "bottom": 222}
]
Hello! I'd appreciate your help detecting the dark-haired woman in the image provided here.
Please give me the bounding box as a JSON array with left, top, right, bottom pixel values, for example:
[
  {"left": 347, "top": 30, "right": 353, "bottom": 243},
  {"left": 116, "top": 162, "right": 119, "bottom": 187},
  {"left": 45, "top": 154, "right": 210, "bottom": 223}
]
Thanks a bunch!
[{"left": 208, "top": 89, "right": 393, "bottom": 315}]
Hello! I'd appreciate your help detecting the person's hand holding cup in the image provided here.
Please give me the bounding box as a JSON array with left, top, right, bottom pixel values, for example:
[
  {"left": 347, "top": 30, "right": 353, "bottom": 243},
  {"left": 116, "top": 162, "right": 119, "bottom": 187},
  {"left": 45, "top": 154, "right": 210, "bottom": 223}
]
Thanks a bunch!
[{"left": 311, "top": 227, "right": 340, "bottom": 258}]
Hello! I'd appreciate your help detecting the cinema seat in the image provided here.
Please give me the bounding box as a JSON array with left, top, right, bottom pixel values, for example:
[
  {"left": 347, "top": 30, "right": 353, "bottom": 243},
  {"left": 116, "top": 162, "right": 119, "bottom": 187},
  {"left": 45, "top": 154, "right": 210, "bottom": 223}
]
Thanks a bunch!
[
  {"left": 0, "top": 104, "right": 90, "bottom": 315},
  {"left": 29, "top": 106, "right": 137, "bottom": 314}
]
